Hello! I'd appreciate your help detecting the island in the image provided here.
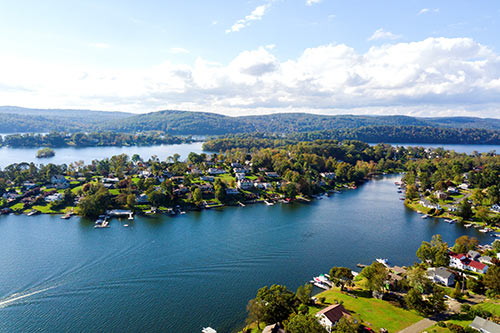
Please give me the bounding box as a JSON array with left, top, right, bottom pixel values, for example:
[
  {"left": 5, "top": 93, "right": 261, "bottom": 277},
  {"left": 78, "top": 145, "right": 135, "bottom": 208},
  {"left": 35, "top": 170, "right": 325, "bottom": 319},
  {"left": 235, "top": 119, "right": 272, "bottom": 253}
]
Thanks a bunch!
[{"left": 36, "top": 147, "right": 55, "bottom": 158}]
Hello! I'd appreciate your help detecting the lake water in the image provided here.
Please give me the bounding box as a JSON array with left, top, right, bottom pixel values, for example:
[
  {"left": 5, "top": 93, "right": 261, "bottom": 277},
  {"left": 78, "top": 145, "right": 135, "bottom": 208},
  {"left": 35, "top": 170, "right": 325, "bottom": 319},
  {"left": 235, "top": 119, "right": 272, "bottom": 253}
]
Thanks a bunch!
[
  {"left": 380, "top": 143, "right": 498, "bottom": 155},
  {"left": 0, "top": 142, "right": 205, "bottom": 168},
  {"left": 0, "top": 174, "right": 494, "bottom": 332}
]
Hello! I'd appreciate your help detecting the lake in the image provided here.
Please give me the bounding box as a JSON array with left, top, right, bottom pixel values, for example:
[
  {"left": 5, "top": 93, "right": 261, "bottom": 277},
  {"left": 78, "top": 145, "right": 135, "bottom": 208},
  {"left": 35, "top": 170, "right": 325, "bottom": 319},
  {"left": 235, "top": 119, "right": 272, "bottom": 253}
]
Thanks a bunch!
[
  {"left": 0, "top": 174, "right": 494, "bottom": 332},
  {"left": 0, "top": 143, "right": 498, "bottom": 169}
]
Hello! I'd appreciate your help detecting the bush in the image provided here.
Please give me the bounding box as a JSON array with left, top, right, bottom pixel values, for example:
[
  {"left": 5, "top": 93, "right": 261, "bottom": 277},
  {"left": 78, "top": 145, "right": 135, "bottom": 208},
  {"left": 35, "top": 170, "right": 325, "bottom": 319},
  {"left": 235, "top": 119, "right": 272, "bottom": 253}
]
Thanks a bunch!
[
  {"left": 461, "top": 304, "right": 471, "bottom": 313},
  {"left": 318, "top": 296, "right": 326, "bottom": 304},
  {"left": 437, "top": 321, "right": 446, "bottom": 327},
  {"left": 447, "top": 323, "right": 465, "bottom": 333}
]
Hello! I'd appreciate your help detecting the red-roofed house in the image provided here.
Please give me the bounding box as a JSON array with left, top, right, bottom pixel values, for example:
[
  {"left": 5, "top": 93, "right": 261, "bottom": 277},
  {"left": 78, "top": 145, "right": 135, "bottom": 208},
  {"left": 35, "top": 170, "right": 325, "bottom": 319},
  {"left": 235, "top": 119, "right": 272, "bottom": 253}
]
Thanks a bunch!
[
  {"left": 449, "top": 251, "right": 488, "bottom": 274},
  {"left": 316, "top": 304, "right": 351, "bottom": 332}
]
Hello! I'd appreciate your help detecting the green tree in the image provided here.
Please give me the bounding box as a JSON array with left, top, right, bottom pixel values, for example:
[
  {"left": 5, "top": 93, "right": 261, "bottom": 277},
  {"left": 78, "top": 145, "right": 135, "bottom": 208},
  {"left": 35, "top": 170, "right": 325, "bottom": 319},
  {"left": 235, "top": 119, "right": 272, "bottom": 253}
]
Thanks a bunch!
[
  {"left": 483, "top": 265, "right": 500, "bottom": 295},
  {"left": 405, "top": 288, "right": 427, "bottom": 314},
  {"left": 295, "top": 283, "right": 313, "bottom": 305},
  {"left": 255, "top": 285, "right": 299, "bottom": 325},
  {"left": 451, "top": 281, "right": 462, "bottom": 299},
  {"left": 361, "top": 262, "right": 388, "bottom": 297},
  {"left": 285, "top": 314, "right": 327, "bottom": 333},
  {"left": 329, "top": 267, "right": 354, "bottom": 291},
  {"left": 192, "top": 187, "right": 203, "bottom": 205},
  {"left": 246, "top": 298, "right": 265, "bottom": 330},
  {"left": 452, "top": 235, "right": 478, "bottom": 253},
  {"left": 284, "top": 182, "right": 297, "bottom": 199},
  {"left": 416, "top": 235, "right": 449, "bottom": 267},
  {"left": 331, "top": 317, "right": 359, "bottom": 333},
  {"left": 429, "top": 286, "right": 447, "bottom": 314},
  {"left": 457, "top": 200, "right": 473, "bottom": 220}
]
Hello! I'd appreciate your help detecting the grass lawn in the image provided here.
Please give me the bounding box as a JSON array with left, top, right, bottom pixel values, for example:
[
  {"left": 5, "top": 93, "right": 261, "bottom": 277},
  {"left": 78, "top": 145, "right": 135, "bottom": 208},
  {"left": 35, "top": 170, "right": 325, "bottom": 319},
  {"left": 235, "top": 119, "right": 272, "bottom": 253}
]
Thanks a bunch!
[
  {"left": 309, "top": 288, "right": 423, "bottom": 332},
  {"left": 475, "top": 300, "right": 500, "bottom": 316},
  {"left": 10, "top": 202, "right": 24, "bottom": 211},
  {"left": 216, "top": 174, "right": 235, "bottom": 184}
]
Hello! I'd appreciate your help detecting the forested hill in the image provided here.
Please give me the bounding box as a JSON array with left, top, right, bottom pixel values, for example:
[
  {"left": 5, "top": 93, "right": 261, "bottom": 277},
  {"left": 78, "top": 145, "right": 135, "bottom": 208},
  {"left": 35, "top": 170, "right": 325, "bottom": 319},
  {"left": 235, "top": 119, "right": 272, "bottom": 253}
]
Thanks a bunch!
[
  {"left": 101, "top": 110, "right": 500, "bottom": 134},
  {"left": 0, "top": 106, "right": 131, "bottom": 133}
]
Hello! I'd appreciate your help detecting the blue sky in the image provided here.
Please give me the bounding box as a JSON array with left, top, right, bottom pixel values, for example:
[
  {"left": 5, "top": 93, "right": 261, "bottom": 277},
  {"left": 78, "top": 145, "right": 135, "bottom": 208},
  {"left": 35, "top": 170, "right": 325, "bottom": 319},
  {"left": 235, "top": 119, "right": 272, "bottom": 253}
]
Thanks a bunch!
[{"left": 1, "top": 0, "right": 500, "bottom": 117}]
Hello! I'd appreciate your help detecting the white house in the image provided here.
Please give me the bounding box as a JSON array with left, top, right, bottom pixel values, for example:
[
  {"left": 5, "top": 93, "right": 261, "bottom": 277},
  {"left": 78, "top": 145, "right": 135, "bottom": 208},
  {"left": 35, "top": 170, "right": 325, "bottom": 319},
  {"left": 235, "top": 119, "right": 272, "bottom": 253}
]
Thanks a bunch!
[
  {"left": 316, "top": 304, "right": 351, "bottom": 333},
  {"left": 45, "top": 193, "right": 63, "bottom": 202},
  {"left": 427, "top": 267, "right": 455, "bottom": 286},
  {"left": 491, "top": 204, "right": 500, "bottom": 213},
  {"left": 450, "top": 252, "right": 488, "bottom": 274},
  {"left": 265, "top": 172, "right": 279, "bottom": 178},
  {"left": 235, "top": 173, "right": 246, "bottom": 181},
  {"left": 469, "top": 316, "right": 500, "bottom": 333},
  {"left": 200, "top": 176, "right": 214, "bottom": 182},
  {"left": 51, "top": 175, "right": 69, "bottom": 189}
]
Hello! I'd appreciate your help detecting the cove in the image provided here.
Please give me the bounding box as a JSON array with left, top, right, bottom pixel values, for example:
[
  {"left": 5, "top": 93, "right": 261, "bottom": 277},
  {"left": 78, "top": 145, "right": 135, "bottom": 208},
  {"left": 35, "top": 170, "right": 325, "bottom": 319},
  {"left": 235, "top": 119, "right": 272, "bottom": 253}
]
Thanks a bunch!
[{"left": 0, "top": 174, "right": 493, "bottom": 332}]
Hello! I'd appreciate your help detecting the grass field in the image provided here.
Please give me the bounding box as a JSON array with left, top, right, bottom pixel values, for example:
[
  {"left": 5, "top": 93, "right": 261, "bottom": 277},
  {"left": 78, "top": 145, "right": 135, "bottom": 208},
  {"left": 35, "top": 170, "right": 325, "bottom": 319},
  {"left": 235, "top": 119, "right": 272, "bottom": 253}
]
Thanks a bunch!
[{"left": 309, "top": 288, "right": 423, "bottom": 332}]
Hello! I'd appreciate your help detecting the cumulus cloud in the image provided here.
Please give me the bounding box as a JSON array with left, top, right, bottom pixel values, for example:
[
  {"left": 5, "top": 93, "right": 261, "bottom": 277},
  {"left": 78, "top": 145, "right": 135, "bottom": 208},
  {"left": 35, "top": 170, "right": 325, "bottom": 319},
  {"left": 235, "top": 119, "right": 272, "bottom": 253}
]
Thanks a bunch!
[
  {"left": 226, "top": 3, "right": 272, "bottom": 33},
  {"left": 1, "top": 37, "right": 500, "bottom": 117},
  {"left": 368, "top": 28, "right": 402, "bottom": 41},
  {"left": 306, "top": 0, "right": 322, "bottom": 6}
]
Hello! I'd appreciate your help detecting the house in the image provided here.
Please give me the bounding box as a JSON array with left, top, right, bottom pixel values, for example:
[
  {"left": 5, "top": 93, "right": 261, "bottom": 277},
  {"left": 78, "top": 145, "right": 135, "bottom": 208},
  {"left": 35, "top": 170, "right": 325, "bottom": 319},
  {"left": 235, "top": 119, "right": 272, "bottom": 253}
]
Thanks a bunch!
[
  {"left": 469, "top": 316, "right": 500, "bottom": 333},
  {"left": 478, "top": 256, "right": 493, "bottom": 265},
  {"left": 51, "top": 175, "right": 69, "bottom": 189},
  {"left": 230, "top": 162, "right": 242, "bottom": 168},
  {"left": 435, "top": 191, "right": 449, "bottom": 200},
  {"left": 254, "top": 182, "right": 272, "bottom": 190},
  {"left": 200, "top": 176, "right": 214, "bottom": 182},
  {"left": 449, "top": 252, "right": 489, "bottom": 274},
  {"left": 468, "top": 250, "right": 481, "bottom": 260},
  {"left": 262, "top": 323, "right": 285, "bottom": 333},
  {"left": 22, "top": 182, "right": 37, "bottom": 190},
  {"left": 265, "top": 172, "right": 279, "bottom": 178},
  {"left": 235, "top": 173, "right": 246, "bottom": 181},
  {"left": 320, "top": 172, "right": 336, "bottom": 180},
  {"left": 226, "top": 188, "right": 239, "bottom": 195},
  {"left": 136, "top": 193, "right": 149, "bottom": 204},
  {"left": 427, "top": 267, "right": 455, "bottom": 286},
  {"left": 188, "top": 168, "right": 201, "bottom": 176},
  {"left": 447, "top": 187, "right": 459, "bottom": 194},
  {"left": 102, "top": 177, "right": 119, "bottom": 183},
  {"left": 458, "top": 183, "right": 469, "bottom": 190},
  {"left": 316, "top": 304, "right": 351, "bottom": 332},
  {"left": 233, "top": 167, "right": 247, "bottom": 174},
  {"left": 237, "top": 179, "right": 254, "bottom": 190},
  {"left": 208, "top": 168, "right": 226, "bottom": 175},
  {"left": 491, "top": 204, "right": 500, "bottom": 213},
  {"left": 45, "top": 193, "right": 63, "bottom": 202}
]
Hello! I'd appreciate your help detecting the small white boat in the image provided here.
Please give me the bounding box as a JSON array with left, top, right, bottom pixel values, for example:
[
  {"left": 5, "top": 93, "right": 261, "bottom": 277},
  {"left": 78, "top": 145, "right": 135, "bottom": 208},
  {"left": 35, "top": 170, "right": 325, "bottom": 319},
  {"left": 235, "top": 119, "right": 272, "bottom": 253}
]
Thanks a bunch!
[
  {"left": 376, "top": 258, "right": 389, "bottom": 266},
  {"left": 264, "top": 200, "right": 274, "bottom": 206},
  {"left": 123, "top": 224, "right": 129, "bottom": 227},
  {"left": 313, "top": 282, "right": 330, "bottom": 290},
  {"left": 202, "top": 328, "right": 217, "bottom": 333},
  {"left": 464, "top": 224, "right": 473, "bottom": 228},
  {"left": 479, "top": 229, "right": 489, "bottom": 233},
  {"left": 422, "top": 214, "right": 428, "bottom": 219}
]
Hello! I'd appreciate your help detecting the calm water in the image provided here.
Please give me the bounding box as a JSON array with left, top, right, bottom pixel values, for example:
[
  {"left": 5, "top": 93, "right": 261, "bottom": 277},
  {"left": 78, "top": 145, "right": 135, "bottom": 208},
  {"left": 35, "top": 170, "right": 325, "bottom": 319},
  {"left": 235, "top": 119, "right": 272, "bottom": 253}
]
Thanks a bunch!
[
  {"left": 0, "top": 142, "right": 205, "bottom": 168},
  {"left": 0, "top": 143, "right": 498, "bottom": 169},
  {"left": 387, "top": 143, "right": 498, "bottom": 154},
  {"left": 0, "top": 174, "right": 493, "bottom": 333}
]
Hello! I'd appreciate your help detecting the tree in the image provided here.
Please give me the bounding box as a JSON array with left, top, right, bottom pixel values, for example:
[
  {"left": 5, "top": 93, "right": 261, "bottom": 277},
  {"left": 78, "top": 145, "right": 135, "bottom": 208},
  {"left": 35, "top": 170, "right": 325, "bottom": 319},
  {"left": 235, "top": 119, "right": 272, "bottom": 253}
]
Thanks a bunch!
[
  {"left": 451, "top": 281, "right": 462, "bottom": 299},
  {"left": 483, "top": 265, "right": 500, "bottom": 295},
  {"left": 475, "top": 207, "right": 491, "bottom": 224},
  {"left": 126, "top": 194, "right": 136, "bottom": 210},
  {"left": 246, "top": 298, "right": 265, "bottom": 330},
  {"left": 255, "top": 285, "right": 299, "bottom": 324},
  {"left": 361, "top": 262, "right": 388, "bottom": 297},
  {"left": 331, "top": 317, "right": 359, "bottom": 333},
  {"left": 429, "top": 286, "right": 447, "bottom": 314},
  {"left": 329, "top": 267, "right": 354, "bottom": 291},
  {"left": 406, "top": 266, "right": 429, "bottom": 293},
  {"left": 284, "top": 182, "right": 297, "bottom": 199},
  {"left": 416, "top": 235, "right": 449, "bottom": 267},
  {"left": 285, "top": 314, "right": 327, "bottom": 333},
  {"left": 295, "top": 283, "right": 313, "bottom": 305},
  {"left": 452, "top": 236, "right": 478, "bottom": 254},
  {"left": 405, "top": 288, "right": 427, "bottom": 314},
  {"left": 457, "top": 200, "right": 473, "bottom": 220},
  {"left": 192, "top": 187, "right": 203, "bottom": 205}
]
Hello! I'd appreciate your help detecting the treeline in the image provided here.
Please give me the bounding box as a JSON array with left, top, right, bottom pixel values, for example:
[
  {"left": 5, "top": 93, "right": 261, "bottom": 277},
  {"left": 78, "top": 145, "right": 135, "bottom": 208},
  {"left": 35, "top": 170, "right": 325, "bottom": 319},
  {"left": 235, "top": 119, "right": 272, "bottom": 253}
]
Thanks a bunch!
[
  {"left": 0, "top": 132, "right": 192, "bottom": 148},
  {"left": 203, "top": 126, "right": 500, "bottom": 152}
]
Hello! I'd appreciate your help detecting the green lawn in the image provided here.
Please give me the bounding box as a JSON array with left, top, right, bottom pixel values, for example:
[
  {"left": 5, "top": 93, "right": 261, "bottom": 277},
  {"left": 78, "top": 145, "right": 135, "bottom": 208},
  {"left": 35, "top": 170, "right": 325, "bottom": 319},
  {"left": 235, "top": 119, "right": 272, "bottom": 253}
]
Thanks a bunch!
[
  {"left": 475, "top": 300, "right": 500, "bottom": 316},
  {"left": 309, "top": 288, "right": 423, "bottom": 332},
  {"left": 10, "top": 203, "right": 24, "bottom": 211}
]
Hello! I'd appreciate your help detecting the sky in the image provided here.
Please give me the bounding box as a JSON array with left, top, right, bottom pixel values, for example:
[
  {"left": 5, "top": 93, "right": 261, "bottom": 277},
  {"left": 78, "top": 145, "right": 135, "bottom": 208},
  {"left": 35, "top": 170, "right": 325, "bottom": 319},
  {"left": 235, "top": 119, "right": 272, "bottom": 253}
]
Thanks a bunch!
[{"left": 0, "top": 0, "right": 500, "bottom": 118}]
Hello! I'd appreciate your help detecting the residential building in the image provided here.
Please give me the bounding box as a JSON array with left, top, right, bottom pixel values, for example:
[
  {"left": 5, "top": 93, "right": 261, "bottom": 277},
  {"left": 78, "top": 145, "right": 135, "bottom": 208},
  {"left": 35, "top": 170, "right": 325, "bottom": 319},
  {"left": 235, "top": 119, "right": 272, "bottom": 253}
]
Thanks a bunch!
[
  {"left": 207, "top": 168, "right": 226, "bottom": 175},
  {"left": 320, "top": 172, "right": 336, "bottom": 180},
  {"left": 226, "top": 188, "right": 239, "bottom": 195},
  {"left": 449, "top": 252, "right": 488, "bottom": 274},
  {"left": 237, "top": 179, "right": 254, "bottom": 190},
  {"left": 427, "top": 267, "right": 455, "bottom": 286},
  {"left": 235, "top": 173, "right": 246, "bottom": 181},
  {"left": 316, "top": 304, "right": 351, "bottom": 332},
  {"left": 469, "top": 316, "right": 500, "bottom": 333},
  {"left": 435, "top": 191, "right": 448, "bottom": 200},
  {"left": 265, "top": 172, "right": 279, "bottom": 178}
]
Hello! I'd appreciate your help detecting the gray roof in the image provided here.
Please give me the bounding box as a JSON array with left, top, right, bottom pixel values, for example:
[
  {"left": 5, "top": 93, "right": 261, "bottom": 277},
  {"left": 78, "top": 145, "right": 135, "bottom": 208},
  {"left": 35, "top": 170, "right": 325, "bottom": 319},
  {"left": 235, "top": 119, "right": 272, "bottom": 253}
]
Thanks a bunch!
[
  {"left": 428, "top": 267, "right": 454, "bottom": 279},
  {"left": 470, "top": 316, "right": 500, "bottom": 333},
  {"left": 468, "top": 250, "right": 481, "bottom": 259}
]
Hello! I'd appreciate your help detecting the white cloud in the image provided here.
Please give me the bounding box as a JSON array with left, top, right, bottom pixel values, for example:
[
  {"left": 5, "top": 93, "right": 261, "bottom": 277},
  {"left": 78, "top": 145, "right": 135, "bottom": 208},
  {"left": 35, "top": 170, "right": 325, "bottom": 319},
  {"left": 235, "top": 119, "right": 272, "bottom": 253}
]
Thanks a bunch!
[
  {"left": 1, "top": 37, "right": 500, "bottom": 117},
  {"left": 418, "top": 8, "right": 439, "bottom": 15},
  {"left": 368, "top": 28, "right": 402, "bottom": 41},
  {"left": 226, "top": 3, "right": 272, "bottom": 33},
  {"left": 306, "top": 0, "right": 322, "bottom": 6},
  {"left": 169, "top": 47, "right": 190, "bottom": 54},
  {"left": 88, "top": 42, "right": 110, "bottom": 49}
]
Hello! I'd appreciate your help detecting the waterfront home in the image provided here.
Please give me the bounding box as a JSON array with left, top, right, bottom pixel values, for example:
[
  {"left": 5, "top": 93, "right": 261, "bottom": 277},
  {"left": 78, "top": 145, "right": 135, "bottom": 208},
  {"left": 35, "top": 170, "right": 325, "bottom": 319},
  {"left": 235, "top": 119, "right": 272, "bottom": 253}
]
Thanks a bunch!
[
  {"left": 254, "top": 182, "right": 272, "bottom": 190},
  {"left": 136, "top": 193, "right": 149, "bottom": 204},
  {"left": 316, "top": 304, "right": 352, "bottom": 332},
  {"left": 45, "top": 193, "right": 63, "bottom": 202},
  {"left": 233, "top": 167, "right": 248, "bottom": 174},
  {"left": 478, "top": 256, "right": 493, "bottom": 265},
  {"left": 199, "top": 183, "right": 214, "bottom": 193},
  {"left": 427, "top": 267, "right": 455, "bottom": 286},
  {"left": 469, "top": 316, "right": 500, "bottom": 333},
  {"left": 102, "top": 177, "right": 119, "bottom": 183},
  {"left": 447, "top": 187, "right": 459, "bottom": 194},
  {"left": 235, "top": 173, "right": 246, "bottom": 181},
  {"left": 200, "top": 176, "right": 214, "bottom": 182},
  {"left": 225, "top": 188, "right": 239, "bottom": 195},
  {"left": 458, "top": 183, "right": 469, "bottom": 190},
  {"left": 207, "top": 168, "right": 226, "bottom": 175},
  {"left": 449, "top": 252, "right": 488, "bottom": 274}
]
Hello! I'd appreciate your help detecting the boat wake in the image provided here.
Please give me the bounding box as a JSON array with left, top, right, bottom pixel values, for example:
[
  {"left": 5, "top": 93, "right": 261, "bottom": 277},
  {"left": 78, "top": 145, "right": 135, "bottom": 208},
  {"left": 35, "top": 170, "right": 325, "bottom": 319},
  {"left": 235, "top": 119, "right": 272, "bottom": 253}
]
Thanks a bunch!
[{"left": 0, "top": 285, "right": 57, "bottom": 309}]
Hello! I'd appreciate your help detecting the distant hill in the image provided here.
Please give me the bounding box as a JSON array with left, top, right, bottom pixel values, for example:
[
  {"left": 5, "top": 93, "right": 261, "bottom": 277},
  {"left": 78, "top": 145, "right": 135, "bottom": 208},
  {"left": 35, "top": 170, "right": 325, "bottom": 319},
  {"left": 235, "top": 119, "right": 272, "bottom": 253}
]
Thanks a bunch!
[
  {"left": 101, "top": 110, "right": 500, "bottom": 134},
  {"left": 0, "top": 106, "right": 131, "bottom": 133},
  {"left": 1, "top": 107, "right": 499, "bottom": 145}
]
